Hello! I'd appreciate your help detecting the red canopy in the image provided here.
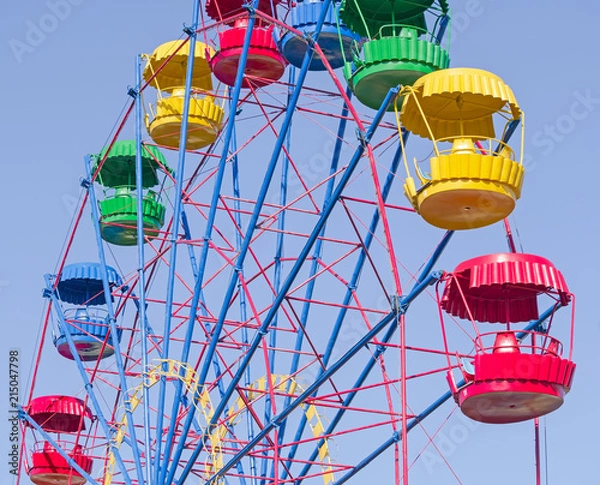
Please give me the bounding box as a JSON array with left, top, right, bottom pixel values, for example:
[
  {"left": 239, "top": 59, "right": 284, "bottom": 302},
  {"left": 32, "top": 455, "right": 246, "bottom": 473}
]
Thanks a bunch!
[
  {"left": 26, "top": 396, "right": 92, "bottom": 433},
  {"left": 205, "top": 0, "right": 283, "bottom": 22},
  {"left": 441, "top": 253, "right": 570, "bottom": 324}
]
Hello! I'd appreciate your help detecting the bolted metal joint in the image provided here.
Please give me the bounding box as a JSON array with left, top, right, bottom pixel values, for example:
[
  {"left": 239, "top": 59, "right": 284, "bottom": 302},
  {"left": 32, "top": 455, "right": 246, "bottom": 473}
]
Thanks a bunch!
[
  {"left": 182, "top": 23, "right": 196, "bottom": 36},
  {"left": 374, "top": 343, "right": 386, "bottom": 356},
  {"left": 429, "top": 270, "right": 444, "bottom": 284},
  {"left": 355, "top": 128, "right": 368, "bottom": 147},
  {"left": 390, "top": 295, "right": 408, "bottom": 314},
  {"left": 80, "top": 177, "right": 91, "bottom": 189},
  {"left": 127, "top": 87, "right": 139, "bottom": 99},
  {"left": 17, "top": 406, "right": 27, "bottom": 420}
]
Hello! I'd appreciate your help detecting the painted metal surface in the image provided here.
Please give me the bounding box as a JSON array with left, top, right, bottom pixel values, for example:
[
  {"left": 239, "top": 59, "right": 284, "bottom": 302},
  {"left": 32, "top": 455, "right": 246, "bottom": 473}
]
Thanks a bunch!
[
  {"left": 211, "top": 24, "right": 287, "bottom": 86},
  {"left": 442, "top": 252, "right": 571, "bottom": 322},
  {"left": 280, "top": 0, "right": 358, "bottom": 71},
  {"left": 341, "top": 0, "right": 449, "bottom": 110},
  {"left": 19, "top": 1, "right": 577, "bottom": 484},
  {"left": 399, "top": 67, "right": 525, "bottom": 229}
]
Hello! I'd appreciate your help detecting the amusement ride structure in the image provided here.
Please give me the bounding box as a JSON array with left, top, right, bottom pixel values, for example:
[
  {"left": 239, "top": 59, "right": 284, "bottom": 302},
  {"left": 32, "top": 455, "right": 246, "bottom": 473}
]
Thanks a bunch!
[{"left": 19, "top": 1, "right": 576, "bottom": 484}]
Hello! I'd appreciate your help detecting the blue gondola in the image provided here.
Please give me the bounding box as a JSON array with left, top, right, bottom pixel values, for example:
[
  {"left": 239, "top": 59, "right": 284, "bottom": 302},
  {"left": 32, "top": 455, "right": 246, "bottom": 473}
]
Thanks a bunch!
[
  {"left": 280, "top": 0, "right": 359, "bottom": 71},
  {"left": 52, "top": 263, "right": 123, "bottom": 361}
]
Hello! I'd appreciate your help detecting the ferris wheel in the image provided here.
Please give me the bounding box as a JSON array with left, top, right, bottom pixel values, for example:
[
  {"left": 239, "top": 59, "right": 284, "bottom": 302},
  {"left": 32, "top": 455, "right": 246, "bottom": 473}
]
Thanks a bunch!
[{"left": 18, "top": 1, "right": 577, "bottom": 485}]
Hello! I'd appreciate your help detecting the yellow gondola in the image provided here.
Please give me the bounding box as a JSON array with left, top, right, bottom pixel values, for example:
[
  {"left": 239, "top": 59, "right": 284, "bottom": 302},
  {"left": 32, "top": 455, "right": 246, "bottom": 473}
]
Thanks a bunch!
[
  {"left": 397, "top": 67, "right": 524, "bottom": 230},
  {"left": 143, "top": 40, "right": 225, "bottom": 150}
]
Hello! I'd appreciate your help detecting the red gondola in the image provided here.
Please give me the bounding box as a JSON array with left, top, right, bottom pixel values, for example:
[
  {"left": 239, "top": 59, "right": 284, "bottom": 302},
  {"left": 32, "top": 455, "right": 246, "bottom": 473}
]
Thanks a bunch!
[{"left": 441, "top": 253, "right": 576, "bottom": 423}]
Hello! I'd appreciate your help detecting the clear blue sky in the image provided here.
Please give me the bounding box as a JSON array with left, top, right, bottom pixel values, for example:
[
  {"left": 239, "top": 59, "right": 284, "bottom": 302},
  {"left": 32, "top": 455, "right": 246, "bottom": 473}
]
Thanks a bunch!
[{"left": 2, "top": 1, "right": 599, "bottom": 484}]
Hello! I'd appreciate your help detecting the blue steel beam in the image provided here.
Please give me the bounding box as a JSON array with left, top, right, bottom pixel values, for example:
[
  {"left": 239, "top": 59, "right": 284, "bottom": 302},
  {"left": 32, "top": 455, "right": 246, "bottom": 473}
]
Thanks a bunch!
[
  {"left": 130, "top": 296, "right": 162, "bottom": 358},
  {"left": 169, "top": 130, "right": 238, "bottom": 480},
  {"left": 163, "top": 1, "right": 264, "bottom": 482},
  {"left": 181, "top": 209, "right": 199, "bottom": 277},
  {"left": 173, "top": 2, "right": 337, "bottom": 483},
  {"left": 495, "top": 118, "right": 521, "bottom": 154},
  {"left": 168, "top": 100, "right": 255, "bottom": 485},
  {"left": 280, "top": 130, "right": 411, "bottom": 477},
  {"left": 435, "top": 14, "right": 449, "bottom": 43},
  {"left": 84, "top": 155, "right": 145, "bottom": 485},
  {"left": 286, "top": 10, "right": 455, "bottom": 479},
  {"left": 293, "top": 232, "right": 454, "bottom": 484},
  {"left": 269, "top": 67, "right": 297, "bottom": 375},
  {"left": 154, "top": 1, "right": 205, "bottom": 480},
  {"left": 194, "top": 0, "right": 335, "bottom": 394},
  {"left": 415, "top": 231, "right": 454, "bottom": 283},
  {"left": 272, "top": 85, "right": 353, "bottom": 481},
  {"left": 205, "top": 270, "right": 440, "bottom": 484},
  {"left": 175, "top": 82, "right": 396, "bottom": 485},
  {"left": 133, "top": 54, "right": 154, "bottom": 485},
  {"left": 226, "top": 101, "right": 253, "bottom": 485}
]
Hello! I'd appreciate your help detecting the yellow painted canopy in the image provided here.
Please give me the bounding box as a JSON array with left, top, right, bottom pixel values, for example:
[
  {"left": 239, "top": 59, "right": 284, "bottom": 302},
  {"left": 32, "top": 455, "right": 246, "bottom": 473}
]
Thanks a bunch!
[
  {"left": 400, "top": 67, "right": 521, "bottom": 140},
  {"left": 143, "top": 40, "right": 215, "bottom": 92}
]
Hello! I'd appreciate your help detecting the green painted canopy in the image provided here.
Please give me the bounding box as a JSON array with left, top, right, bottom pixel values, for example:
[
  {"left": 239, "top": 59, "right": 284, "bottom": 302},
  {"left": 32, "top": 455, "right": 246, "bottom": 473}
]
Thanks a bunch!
[
  {"left": 340, "top": 0, "right": 447, "bottom": 38},
  {"left": 344, "top": 32, "right": 450, "bottom": 111},
  {"left": 94, "top": 140, "right": 171, "bottom": 188}
]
